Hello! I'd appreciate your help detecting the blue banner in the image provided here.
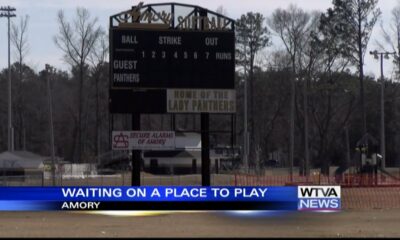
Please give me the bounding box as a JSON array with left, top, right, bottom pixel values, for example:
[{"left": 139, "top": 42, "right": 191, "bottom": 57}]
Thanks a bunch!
[
  {"left": 0, "top": 186, "right": 340, "bottom": 211},
  {"left": 0, "top": 186, "right": 294, "bottom": 201}
]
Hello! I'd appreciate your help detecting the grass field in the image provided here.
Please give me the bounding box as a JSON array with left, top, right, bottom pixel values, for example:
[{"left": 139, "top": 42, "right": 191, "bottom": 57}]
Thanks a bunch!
[
  {"left": 1, "top": 173, "right": 399, "bottom": 237},
  {"left": 0, "top": 209, "right": 399, "bottom": 237}
]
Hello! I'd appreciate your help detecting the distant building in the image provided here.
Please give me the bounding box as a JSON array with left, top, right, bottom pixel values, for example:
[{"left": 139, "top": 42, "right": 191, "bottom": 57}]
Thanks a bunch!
[
  {"left": 0, "top": 151, "right": 46, "bottom": 170},
  {"left": 142, "top": 132, "right": 241, "bottom": 174},
  {"left": 0, "top": 151, "right": 48, "bottom": 182},
  {"left": 0, "top": 151, "right": 65, "bottom": 180},
  {"left": 98, "top": 132, "right": 241, "bottom": 174}
]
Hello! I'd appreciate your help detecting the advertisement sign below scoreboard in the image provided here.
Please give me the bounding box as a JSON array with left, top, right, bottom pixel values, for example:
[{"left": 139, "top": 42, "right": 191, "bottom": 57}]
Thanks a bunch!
[
  {"left": 112, "top": 131, "right": 175, "bottom": 150},
  {"left": 167, "top": 89, "right": 236, "bottom": 113}
]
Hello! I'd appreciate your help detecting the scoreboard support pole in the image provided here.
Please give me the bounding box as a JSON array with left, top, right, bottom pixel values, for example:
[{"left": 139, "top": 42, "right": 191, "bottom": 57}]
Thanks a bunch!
[
  {"left": 110, "top": 3, "right": 235, "bottom": 188},
  {"left": 132, "top": 114, "right": 141, "bottom": 186},
  {"left": 201, "top": 113, "right": 210, "bottom": 186},
  {"left": 200, "top": 9, "right": 210, "bottom": 187}
]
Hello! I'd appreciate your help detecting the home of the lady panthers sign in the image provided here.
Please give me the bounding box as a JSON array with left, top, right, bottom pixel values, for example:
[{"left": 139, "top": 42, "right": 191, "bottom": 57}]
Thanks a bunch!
[
  {"left": 167, "top": 89, "right": 236, "bottom": 113},
  {"left": 109, "top": 2, "right": 235, "bottom": 114}
]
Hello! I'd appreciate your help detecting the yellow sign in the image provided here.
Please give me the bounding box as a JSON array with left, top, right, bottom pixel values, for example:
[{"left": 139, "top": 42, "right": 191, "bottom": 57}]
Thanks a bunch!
[{"left": 167, "top": 89, "right": 236, "bottom": 113}]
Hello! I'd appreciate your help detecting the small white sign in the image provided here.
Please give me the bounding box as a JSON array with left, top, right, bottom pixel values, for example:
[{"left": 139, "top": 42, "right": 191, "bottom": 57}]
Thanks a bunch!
[
  {"left": 167, "top": 89, "right": 236, "bottom": 113},
  {"left": 112, "top": 131, "right": 175, "bottom": 150}
]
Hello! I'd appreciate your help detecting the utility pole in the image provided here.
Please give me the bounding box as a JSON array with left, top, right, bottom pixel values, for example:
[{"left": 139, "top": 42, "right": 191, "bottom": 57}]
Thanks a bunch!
[
  {"left": 380, "top": 53, "right": 385, "bottom": 170},
  {"left": 289, "top": 68, "right": 295, "bottom": 182},
  {"left": 45, "top": 64, "right": 57, "bottom": 186},
  {"left": 370, "top": 50, "right": 397, "bottom": 170},
  {"left": 303, "top": 76, "right": 309, "bottom": 179},
  {"left": 243, "top": 71, "right": 249, "bottom": 172},
  {"left": 0, "top": 6, "right": 16, "bottom": 152}
]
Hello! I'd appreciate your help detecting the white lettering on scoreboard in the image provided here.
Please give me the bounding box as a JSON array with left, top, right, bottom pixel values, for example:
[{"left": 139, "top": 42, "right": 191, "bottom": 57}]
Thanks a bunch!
[
  {"left": 112, "top": 131, "right": 175, "bottom": 150},
  {"left": 167, "top": 89, "right": 236, "bottom": 113}
]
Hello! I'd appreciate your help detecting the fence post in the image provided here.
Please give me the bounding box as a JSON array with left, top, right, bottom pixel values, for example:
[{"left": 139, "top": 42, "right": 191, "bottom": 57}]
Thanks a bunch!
[{"left": 318, "top": 173, "right": 321, "bottom": 185}]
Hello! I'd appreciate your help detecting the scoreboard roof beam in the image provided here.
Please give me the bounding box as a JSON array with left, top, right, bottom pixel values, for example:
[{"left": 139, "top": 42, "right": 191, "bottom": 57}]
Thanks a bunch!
[
  {"left": 144, "top": 2, "right": 235, "bottom": 22},
  {"left": 174, "top": 9, "right": 196, "bottom": 29},
  {"left": 110, "top": 2, "right": 235, "bottom": 30}
]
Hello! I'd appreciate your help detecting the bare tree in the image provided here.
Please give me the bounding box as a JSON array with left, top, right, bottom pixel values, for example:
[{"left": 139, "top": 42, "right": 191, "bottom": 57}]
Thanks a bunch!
[
  {"left": 11, "top": 14, "right": 30, "bottom": 150},
  {"left": 376, "top": 4, "right": 400, "bottom": 166},
  {"left": 236, "top": 12, "right": 271, "bottom": 169},
  {"left": 298, "top": 11, "right": 322, "bottom": 176},
  {"left": 216, "top": 5, "right": 228, "bottom": 16},
  {"left": 268, "top": 4, "right": 317, "bottom": 178},
  {"left": 88, "top": 31, "right": 108, "bottom": 164},
  {"left": 323, "top": 0, "right": 381, "bottom": 136},
  {"left": 54, "top": 7, "right": 102, "bottom": 162},
  {"left": 377, "top": 5, "right": 400, "bottom": 77},
  {"left": 11, "top": 15, "right": 29, "bottom": 68}
]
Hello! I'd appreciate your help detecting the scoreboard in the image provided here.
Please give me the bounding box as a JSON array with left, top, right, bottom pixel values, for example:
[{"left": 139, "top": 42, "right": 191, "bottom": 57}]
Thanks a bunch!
[{"left": 111, "top": 28, "right": 235, "bottom": 89}]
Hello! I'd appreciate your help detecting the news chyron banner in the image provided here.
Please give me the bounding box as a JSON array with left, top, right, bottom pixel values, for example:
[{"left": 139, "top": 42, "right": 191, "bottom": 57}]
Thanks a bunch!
[{"left": 0, "top": 186, "right": 340, "bottom": 212}]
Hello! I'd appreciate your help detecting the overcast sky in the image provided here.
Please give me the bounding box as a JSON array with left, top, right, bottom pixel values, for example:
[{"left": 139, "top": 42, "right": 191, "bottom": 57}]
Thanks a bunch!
[{"left": 0, "top": 0, "right": 399, "bottom": 78}]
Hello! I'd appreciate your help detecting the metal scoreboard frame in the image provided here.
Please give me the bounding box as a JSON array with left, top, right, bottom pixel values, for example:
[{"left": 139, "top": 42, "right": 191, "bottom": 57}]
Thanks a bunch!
[
  {"left": 110, "top": 29, "right": 235, "bottom": 89},
  {"left": 109, "top": 2, "right": 236, "bottom": 114},
  {"left": 109, "top": 2, "right": 236, "bottom": 186}
]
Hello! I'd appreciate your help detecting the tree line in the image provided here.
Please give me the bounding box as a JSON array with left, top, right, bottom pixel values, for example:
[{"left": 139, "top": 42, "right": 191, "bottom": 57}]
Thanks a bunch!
[{"left": 0, "top": 0, "right": 399, "bottom": 173}]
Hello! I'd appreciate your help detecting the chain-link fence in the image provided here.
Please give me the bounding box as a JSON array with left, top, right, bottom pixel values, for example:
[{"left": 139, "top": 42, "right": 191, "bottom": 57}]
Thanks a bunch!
[
  {"left": 0, "top": 170, "right": 44, "bottom": 186},
  {"left": 2, "top": 167, "right": 400, "bottom": 209},
  {"left": 232, "top": 167, "right": 400, "bottom": 187},
  {"left": 2, "top": 165, "right": 399, "bottom": 187},
  {"left": 232, "top": 167, "right": 400, "bottom": 209},
  {"left": 0, "top": 171, "right": 236, "bottom": 186}
]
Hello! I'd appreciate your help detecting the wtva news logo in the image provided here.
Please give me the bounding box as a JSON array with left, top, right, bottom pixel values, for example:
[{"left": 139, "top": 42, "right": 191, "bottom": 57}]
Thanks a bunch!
[{"left": 298, "top": 186, "right": 341, "bottom": 212}]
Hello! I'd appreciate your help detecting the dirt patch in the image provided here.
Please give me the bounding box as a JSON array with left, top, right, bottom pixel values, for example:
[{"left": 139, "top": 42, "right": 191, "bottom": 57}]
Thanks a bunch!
[
  {"left": 342, "top": 187, "right": 400, "bottom": 209},
  {"left": 0, "top": 209, "right": 399, "bottom": 237}
]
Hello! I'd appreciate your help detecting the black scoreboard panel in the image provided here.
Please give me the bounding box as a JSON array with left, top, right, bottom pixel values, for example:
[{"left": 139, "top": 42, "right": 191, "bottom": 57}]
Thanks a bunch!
[
  {"left": 109, "top": 89, "right": 166, "bottom": 113},
  {"left": 111, "top": 28, "right": 235, "bottom": 89}
]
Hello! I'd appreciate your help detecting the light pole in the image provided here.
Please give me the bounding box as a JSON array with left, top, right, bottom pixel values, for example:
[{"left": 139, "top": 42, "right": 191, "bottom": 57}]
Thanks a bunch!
[
  {"left": 0, "top": 6, "right": 16, "bottom": 152},
  {"left": 369, "top": 50, "right": 397, "bottom": 170},
  {"left": 45, "top": 64, "right": 56, "bottom": 186}
]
